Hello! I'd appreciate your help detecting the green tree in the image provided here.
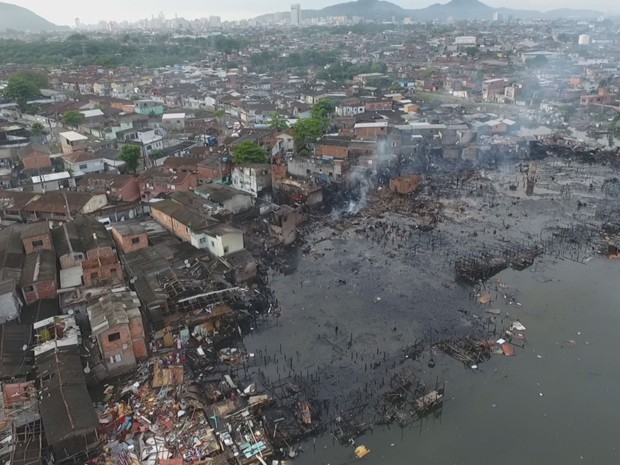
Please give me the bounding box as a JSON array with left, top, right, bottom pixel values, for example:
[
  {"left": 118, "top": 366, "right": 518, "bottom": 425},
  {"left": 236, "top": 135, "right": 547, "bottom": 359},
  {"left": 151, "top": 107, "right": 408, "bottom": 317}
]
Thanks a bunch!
[
  {"left": 3, "top": 76, "right": 39, "bottom": 112},
  {"left": 292, "top": 117, "right": 325, "bottom": 152},
  {"left": 214, "top": 109, "right": 226, "bottom": 135},
  {"left": 11, "top": 71, "right": 48, "bottom": 89},
  {"left": 268, "top": 113, "right": 289, "bottom": 131},
  {"left": 232, "top": 141, "right": 268, "bottom": 164},
  {"left": 606, "top": 113, "right": 620, "bottom": 147},
  {"left": 120, "top": 145, "right": 142, "bottom": 173},
  {"left": 311, "top": 99, "right": 335, "bottom": 120},
  {"left": 30, "top": 122, "right": 45, "bottom": 136},
  {"left": 63, "top": 110, "right": 85, "bottom": 129}
]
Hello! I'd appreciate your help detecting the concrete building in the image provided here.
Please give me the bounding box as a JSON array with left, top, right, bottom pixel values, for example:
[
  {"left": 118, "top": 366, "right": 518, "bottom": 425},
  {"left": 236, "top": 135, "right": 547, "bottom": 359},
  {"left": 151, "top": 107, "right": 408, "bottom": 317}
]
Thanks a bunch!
[
  {"left": 193, "top": 183, "right": 254, "bottom": 214},
  {"left": 19, "top": 250, "right": 57, "bottom": 305},
  {"left": 20, "top": 221, "right": 52, "bottom": 254},
  {"left": 231, "top": 164, "right": 272, "bottom": 197},
  {"left": 111, "top": 223, "right": 149, "bottom": 254},
  {"left": 578, "top": 34, "right": 591, "bottom": 45},
  {"left": 291, "top": 3, "right": 301, "bottom": 26},
  {"left": 59, "top": 131, "right": 89, "bottom": 155},
  {"left": 87, "top": 290, "right": 147, "bottom": 376}
]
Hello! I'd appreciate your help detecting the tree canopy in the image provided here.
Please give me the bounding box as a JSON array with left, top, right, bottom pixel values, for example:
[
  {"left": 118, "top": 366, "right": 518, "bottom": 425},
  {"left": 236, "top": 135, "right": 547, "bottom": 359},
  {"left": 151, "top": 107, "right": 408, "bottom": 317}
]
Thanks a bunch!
[
  {"left": 120, "top": 145, "right": 141, "bottom": 173},
  {"left": 3, "top": 74, "right": 41, "bottom": 112},
  {"left": 268, "top": 113, "right": 289, "bottom": 131},
  {"left": 30, "top": 122, "right": 45, "bottom": 136},
  {"left": 232, "top": 141, "right": 268, "bottom": 165},
  {"left": 63, "top": 110, "right": 85, "bottom": 128}
]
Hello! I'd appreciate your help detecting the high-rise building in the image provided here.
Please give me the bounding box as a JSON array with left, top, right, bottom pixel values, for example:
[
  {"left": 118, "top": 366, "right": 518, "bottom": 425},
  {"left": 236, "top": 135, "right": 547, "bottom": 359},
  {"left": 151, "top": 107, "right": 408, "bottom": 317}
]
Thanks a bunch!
[
  {"left": 75, "top": 17, "right": 81, "bottom": 29},
  {"left": 578, "top": 34, "right": 591, "bottom": 45},
  {"left": 492, "top": 12, "right": 502, "bottom": 21},
  {"left": 209, "top": 16, "right": 222, "bottom": 29},
  {"left": 291, "top": 3, "right": 301, "bottom": 27}
]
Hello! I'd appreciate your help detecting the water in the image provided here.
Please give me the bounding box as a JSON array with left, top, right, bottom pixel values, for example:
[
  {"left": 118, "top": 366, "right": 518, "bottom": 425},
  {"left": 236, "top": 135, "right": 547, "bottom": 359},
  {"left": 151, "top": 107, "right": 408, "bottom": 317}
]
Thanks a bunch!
[{"left": 292, "top": 256, "right": 620, "bottom": 465}]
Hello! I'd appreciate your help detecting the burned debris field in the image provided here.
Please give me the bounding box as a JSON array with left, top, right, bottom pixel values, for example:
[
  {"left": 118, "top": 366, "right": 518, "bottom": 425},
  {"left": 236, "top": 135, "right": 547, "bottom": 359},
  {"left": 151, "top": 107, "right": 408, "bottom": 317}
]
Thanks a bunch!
[{"left": 234, "top": 136, "right": 620, "bottom": 453}]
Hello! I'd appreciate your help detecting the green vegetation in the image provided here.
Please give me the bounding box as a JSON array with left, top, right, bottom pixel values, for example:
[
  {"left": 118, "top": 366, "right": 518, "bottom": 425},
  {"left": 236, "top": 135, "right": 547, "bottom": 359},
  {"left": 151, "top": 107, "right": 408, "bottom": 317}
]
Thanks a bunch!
[
  {"left": 30, "top": 122, "right": 45, "bottom": 136},
  {"left": 62, "top": 110, "right": 85, "bottom": 129},
  {"left": 2, "top": 72, "right": 45, "bottom": 112},
  {"left": 232, "top": 141, "right": 269, "bottom": 165},
  {"left": 291, "top": 99, "right": 334, "bottom": 152},
  {"left": 607, "top": 113, "right": 620, "bottom": 147},
  {"left": 120, "top": 145, "right": 142, "bottom": 173},
  {"left": 316, "top": 60, "right": 387, "bottom": 83},
  {"left": 0, "top": 33, "right": 246, "bottom": 67},
  {"left": 268, "top": 113, "right": 289, "bottom": 131}
]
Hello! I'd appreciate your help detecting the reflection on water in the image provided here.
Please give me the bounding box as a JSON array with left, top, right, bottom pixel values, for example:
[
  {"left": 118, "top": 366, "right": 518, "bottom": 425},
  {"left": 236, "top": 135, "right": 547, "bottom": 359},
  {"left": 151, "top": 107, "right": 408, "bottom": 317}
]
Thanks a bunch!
[{"left": 293, "top": 256, "right": 620, "bottom": 465}]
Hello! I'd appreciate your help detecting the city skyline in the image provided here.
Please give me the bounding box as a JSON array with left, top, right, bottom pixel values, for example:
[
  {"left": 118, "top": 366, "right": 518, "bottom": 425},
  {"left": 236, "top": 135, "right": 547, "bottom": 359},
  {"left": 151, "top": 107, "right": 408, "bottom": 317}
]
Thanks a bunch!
[{"left": 7, "top": 0, "right": 620, "bottom": 26}]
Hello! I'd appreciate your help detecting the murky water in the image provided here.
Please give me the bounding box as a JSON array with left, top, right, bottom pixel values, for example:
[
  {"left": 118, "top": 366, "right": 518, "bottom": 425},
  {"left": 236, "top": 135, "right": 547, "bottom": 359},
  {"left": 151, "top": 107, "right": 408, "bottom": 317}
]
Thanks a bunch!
[{"left": 290, "top": 256, "right": 620, "bottom": 465}]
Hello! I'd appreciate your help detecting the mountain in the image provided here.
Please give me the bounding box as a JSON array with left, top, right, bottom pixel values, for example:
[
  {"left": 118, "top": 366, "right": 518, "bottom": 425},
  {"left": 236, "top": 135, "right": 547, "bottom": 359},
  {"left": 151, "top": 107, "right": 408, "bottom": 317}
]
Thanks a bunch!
[
  {"left": 0, "top": 1, "right": 60, "bottom": 32},
  {"left": 256, "top": 0, "right": 604, "bottom": 23}
]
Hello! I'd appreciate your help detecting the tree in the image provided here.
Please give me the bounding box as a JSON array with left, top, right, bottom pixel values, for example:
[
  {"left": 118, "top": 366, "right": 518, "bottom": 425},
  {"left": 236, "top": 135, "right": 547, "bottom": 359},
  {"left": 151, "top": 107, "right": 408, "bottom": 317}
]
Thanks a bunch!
[
  {"left": 607, "top": 113, "right": 620, "bottom": 147},
  {"left": 11, "top": 71, "right": 48, "bottom": 89},
  {"left": 214, "top": 108, "right": 226, "bottom": 135},
  {"left": 30, "top": 122, "right": 45, "bottom": 136},
  {"left": 268, "top": 113, "right": 289, "bottom": 131},
  {"left": 232, "top": 141, "right": 268, "bottom": 164},
  {"left": 292, "top": 117, "right": 325, "bottom": 152},
  {"left": 311, "top": 99, "right": 335, "bottom": 121},
  {"left": 3, "top": 76, "right": 39, "bottom": 112},
  {"left": 120, "top": 145, "right": 141, "bottom": 173},
  {"left": 63, "top": 110, "right": 85, "bottom": 129}
]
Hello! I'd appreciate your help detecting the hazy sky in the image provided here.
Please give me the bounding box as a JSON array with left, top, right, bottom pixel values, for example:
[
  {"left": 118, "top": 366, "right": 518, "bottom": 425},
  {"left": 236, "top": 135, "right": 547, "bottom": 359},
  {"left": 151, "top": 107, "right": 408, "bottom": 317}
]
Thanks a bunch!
[{"left": 9, "top": 0, "right": 619, "bottom": 26}]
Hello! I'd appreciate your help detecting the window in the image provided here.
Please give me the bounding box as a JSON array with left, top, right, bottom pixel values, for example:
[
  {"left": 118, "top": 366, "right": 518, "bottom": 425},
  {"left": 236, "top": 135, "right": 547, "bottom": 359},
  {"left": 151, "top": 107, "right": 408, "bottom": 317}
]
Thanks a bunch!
[
  {"left": 210, "top": 240, "right": 215, "bottom": 247},
  {"left": 147, "top": 145, "right": 152, "bottom": 150},
  {"left": 131, "top": 237, "right": 140, "bottom": 244},
  {"left": 108, "top": 332, "right": 121, "bottom": 342},
  {"left": 110, "top": 268, "right": 117, "bottom": 274},
  {"left": 79, "top": 164, "right": 88, "bottom": 169},
  {"left": 224, "top": 246, "right": 229, "bottom": 254},
  {"left": 23, "top": 285, "right": 34, "bottom": 293},
  {"left": 199, "top": 237, "right": 206, "bottom": 244},
  {"left": 91, "top": 272, "right": 98, "bottom": 280},
  {"left": 31, "top": 240, "right": 44, "bottom": 248}
]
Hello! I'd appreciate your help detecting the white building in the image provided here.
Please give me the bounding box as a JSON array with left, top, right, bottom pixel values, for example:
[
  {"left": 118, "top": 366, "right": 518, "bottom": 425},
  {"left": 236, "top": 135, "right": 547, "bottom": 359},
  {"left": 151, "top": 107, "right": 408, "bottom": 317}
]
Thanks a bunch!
[
  {"left": 578, "top": 34, "right": 591, "bottom": 45},
  {"left": 454, "top": 36, "right": 477, "bottom": 46},
  {"left": 231, "top": 164, "right": 272, "bottom": 197},
  {"left": 291, "top": 3, "right": 301, "bottom": 26}
]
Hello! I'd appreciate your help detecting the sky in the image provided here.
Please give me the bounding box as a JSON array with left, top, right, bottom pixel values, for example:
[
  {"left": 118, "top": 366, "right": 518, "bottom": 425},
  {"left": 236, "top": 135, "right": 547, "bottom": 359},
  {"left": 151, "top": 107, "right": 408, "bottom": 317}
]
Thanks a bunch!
[{"left": 8, "top": 0, "right": 619, "bottom": 26}]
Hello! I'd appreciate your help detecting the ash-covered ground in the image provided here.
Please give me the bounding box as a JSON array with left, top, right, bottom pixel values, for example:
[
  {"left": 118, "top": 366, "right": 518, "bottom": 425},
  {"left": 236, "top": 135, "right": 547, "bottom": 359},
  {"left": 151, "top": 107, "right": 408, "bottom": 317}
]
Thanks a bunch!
[{"left": 241, "top": 154, "right": 617, "bottom": 432}]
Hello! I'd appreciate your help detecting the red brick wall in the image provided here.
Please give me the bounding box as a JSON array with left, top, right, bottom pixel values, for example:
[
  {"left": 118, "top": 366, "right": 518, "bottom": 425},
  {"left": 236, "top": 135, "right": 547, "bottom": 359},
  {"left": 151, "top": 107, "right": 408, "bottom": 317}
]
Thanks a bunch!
[
  {"left": 21, "top": 280, "right": 57, "bottom": 305},
  {"left": 315, "top": 144, "right": 349, "bottom": 159},
  {"left": 111, "top": 229, "right": 148, "bottom": 254},
  {"left": 22, "top": 234, "right": 53, "bottom": 254},
  {"left": 129, "top": 316, "right": 148, "bottom": 361},
  {"left": 98, "top": 325, "right": 136, "bottom": 373},
  {"left": 355, "top": 126, "right": 387, "bottom": 138},
  {"left": 365, "top": 101, "right": 393, "bottom": 111}
]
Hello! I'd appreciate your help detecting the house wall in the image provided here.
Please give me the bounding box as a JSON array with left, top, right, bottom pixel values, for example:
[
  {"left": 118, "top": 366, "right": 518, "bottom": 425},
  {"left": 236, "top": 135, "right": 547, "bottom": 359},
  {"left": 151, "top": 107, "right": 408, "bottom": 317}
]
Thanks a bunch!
[
  {"left": 80, "top": 194, "right": 108, "bottom": 213},
  {"left": 59, "top": 252, "right": 84, "bottom": 270},
  {"left": 65, "top": 159, "right": 105, "bottom": 174},
  {"left": 129, "top": 316, "right": 148, "bottom": 361},
  {"left": 205, "top": 232, "right": 244, "bottom": 257},
  {"left": 22, "top": 233, "right": 53, "bottom": 254},
  {"left": 315, "top": 144, "right": 349, "bottom": 159},
  {"left": 21, "top": 280, "right": 56, "bottom": 305},
  {"left": 0, "top": 291, "right": 21, "bottom": 323},
  {"left": 98, "top": 325, "right": 137, "bottom": 374},
  {"left": 231, "top": 166, "right": 272, "bottom": 197},
  {"left": 354, "top": 126, "right": 387, "bottom": 138},
  {"left": 82, "top": 259, "right": 122, "bottom": 286},
  {"left": 111, "top": 230, "right": 148, "bottom": 254}
]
